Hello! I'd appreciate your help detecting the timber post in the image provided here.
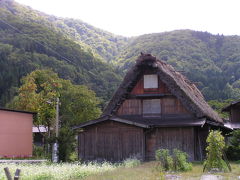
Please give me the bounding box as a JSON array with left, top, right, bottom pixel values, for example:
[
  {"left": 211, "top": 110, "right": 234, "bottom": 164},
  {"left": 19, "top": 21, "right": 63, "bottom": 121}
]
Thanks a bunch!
[
  {"left": 4, "top": 167, "right": 12, "bottom": 180},
  {"left": 4, "top": 167, "right": 21, "bottom": 180},
  {"left": 14, "top": 169, "right": 21, "bottom": 180}
]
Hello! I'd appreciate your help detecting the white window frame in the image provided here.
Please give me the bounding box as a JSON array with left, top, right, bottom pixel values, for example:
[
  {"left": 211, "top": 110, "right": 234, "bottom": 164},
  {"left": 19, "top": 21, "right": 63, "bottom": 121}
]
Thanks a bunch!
[{"left": 144, "top": 74, "right": 158, "bottom": 89}]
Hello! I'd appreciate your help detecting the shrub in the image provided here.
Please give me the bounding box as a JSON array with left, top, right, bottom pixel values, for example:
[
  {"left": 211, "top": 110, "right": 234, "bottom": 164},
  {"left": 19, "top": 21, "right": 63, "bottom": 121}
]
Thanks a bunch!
[
  {"left": 155, "top": 148, "right": 192, "bottom": 172},
  {"left": 123, "top": 158, "right": 141, "bottom": 168},
  {"left": 68, "top": 151, "right": 78, "bottom": 162},
  {"left": 226, "top": 129, "right": 240, "bottom": 161},
  {"left": 155, "top": 149, "right": 173, "bottom": 171},
  {"left": 172, "top": 149, "right": 192, "bottom": 171},
  {"left": 33, "top": 145, "right": 45, "bottom": 158},
  {"left": 203, "top": 130, "right": 231, "bottom": 172}
]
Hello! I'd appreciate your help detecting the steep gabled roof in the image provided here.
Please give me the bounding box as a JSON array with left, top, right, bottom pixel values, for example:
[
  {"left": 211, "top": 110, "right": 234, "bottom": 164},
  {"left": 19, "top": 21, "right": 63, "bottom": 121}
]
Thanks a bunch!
[{"left": 103, "top": 53, "right": 223, "bottom": 123}]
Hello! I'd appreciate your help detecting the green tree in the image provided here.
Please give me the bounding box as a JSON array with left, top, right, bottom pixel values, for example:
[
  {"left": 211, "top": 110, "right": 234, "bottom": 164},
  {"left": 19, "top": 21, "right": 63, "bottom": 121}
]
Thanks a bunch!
[
  {"left": 203, "top": 130, "right": 230, "bottom": 172},
  {"left": 8, "top": 69, "right": 101, "bottom": 161},
  {"left": 208, "top": 99, "right": 233, "bottom": 118},
  {"left": 58, "top": 80, "right": 101, "bottom": 161},
  {"left": 226, "top": 130, "right": 240, "bottom": 161}
]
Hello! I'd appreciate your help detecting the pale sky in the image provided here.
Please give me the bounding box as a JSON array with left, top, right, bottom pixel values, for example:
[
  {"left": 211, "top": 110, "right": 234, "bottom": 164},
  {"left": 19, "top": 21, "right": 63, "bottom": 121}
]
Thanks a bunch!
[{"left": 15, "top": 0, "right": 240, "bottom": 37}]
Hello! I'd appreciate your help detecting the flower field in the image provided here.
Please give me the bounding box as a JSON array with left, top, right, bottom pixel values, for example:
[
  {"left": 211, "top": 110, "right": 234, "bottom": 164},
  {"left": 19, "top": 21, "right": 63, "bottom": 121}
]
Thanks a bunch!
[{"left": 0, "top": 162, "right": 118, "bottom": 180}]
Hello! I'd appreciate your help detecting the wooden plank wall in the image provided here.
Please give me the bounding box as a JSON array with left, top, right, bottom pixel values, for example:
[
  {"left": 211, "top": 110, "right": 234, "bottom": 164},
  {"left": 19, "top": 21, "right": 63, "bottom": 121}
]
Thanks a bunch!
[
  {"left": 145, "top": 127, "right": 195, "bottom": 161},
  {"left": 194, "top": 126, "right": 209, "bottom": 161},
  {"left": 162, "top": 97, "right": 189, "bottom": 114},
  {"left": 117, "top": 97, "right": 190, "bottom": 115},
  {"left": 117, "top": 99, "right": 142, "bottom": 115},
  {"left": 78, "top": 121, "right": 144, "bottom": 162},
  {"left": 230, "top": 107, "right": 240, "bottom": 122}
]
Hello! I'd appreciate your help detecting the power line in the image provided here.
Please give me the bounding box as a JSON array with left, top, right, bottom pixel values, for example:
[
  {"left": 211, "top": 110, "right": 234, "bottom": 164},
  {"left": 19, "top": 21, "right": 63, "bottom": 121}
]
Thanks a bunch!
[
  {"left": 0, "top": 18, "right": 77, "bottom": 66},
  {"left": 0, "top": 18, "right": 100, "bottom": 77}
]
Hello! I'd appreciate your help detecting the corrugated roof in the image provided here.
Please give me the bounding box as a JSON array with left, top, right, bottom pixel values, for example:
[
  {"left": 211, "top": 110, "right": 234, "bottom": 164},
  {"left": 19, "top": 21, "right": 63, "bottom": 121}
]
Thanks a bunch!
[{"left": 32, "top": 126, "right": 48, "bottom": 133}]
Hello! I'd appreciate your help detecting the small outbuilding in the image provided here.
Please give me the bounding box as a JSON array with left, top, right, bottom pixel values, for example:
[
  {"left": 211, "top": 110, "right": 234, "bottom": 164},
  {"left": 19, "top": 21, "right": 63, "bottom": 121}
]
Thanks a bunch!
[
  {"left": 222, "top": 100, "right": 240, "bottom": 129},
  {"left": 74, "top": 53, "right": 228, "bottom": 162},
  {"left": 0, "top": 108, "right": 35, "bottom": 158}
]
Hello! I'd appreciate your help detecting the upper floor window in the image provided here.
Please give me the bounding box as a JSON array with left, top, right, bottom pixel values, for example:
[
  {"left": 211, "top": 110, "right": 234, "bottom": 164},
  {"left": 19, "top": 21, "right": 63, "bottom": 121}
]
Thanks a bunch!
[
  {"left": 143, "top": 99, "right": 161, "bottom": 116},
  {"left": 144, "top": 74, "right": 158, "bottom": 89}
]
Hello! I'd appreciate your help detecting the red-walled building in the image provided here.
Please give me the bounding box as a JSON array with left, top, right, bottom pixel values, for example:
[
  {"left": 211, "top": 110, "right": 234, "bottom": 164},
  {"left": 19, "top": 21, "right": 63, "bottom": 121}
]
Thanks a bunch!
[{"left": 0, "top": 108, "right": 34, "bottom": 158}]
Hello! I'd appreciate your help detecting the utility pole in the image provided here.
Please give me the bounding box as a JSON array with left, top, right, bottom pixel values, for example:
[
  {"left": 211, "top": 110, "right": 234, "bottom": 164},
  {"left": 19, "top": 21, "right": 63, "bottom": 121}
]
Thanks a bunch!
[{"left": 52, "top": 97, "right": 59, "bottom": 163}]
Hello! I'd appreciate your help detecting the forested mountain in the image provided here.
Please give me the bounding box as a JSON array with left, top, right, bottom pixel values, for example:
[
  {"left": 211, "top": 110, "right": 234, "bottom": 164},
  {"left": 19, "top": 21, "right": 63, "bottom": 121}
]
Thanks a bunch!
[
  {"left": 0, "top": 0, "right": 128, "bottom": 62},
  {"left": 117, "top": 30, "right": 240, "bottom": 100},
  {"left": 50, "top": 18, "right": 129, "bottom": 62},
  {"left": 1, "top": 0, "right": 240, "bottom": 107},
  {"left": 0, "top": 0, "right": 122, "bottom": 106}
]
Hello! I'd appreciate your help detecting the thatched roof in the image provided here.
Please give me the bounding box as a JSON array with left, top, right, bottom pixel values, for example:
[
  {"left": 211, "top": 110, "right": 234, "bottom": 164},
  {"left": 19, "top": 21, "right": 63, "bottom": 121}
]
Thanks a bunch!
[{"left": 103, "top": 53, "right": 223, "bottom": 123}]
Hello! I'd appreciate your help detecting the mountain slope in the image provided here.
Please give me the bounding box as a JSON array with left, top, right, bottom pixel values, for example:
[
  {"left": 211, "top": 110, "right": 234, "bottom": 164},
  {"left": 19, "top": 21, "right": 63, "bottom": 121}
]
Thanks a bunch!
[
  {"left": 1, "top": 0, "right": 240, "bottom": 104},
  {"left": 0, "top": 0, "right": 122, "bottom": 106},
  {"left": 116, "top": 30, "right": 240, "bottom": 100},
  {"left": 1, "top": 0, "right": 129, "bottom": 62}
]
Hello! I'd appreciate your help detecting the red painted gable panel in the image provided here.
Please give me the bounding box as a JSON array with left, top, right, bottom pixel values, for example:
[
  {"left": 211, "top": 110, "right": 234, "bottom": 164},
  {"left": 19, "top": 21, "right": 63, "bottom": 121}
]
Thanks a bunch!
[{"left": 131, "top": 75, "right": 171, "bottom": 95}]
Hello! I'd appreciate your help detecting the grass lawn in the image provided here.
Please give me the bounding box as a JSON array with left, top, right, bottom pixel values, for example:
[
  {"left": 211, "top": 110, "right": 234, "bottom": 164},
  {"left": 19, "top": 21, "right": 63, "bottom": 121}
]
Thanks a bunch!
[
  {"left": 0, "top": 161, "right": 239, "bottom": 180},
  {"left": 85, "top": 161, "right": 240, "bottom": 180},
  {"left": 0, "top": 162, "right": 118, "bottom": 180}
]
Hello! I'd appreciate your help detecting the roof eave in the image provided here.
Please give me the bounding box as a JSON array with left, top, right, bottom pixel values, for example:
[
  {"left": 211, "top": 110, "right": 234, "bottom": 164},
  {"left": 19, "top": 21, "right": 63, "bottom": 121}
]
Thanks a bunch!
[{"left": 0, "top": 108, "right": 36, "bottom": 115}]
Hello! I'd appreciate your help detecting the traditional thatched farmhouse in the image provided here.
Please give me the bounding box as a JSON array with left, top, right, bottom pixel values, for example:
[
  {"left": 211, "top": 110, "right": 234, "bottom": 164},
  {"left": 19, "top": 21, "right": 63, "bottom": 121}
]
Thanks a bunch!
[
  {"left": 74, "top": 53, "right": 227, "bottom": 162},
  {"left": 222, "top": 100, "right": 240, "bottom": 130}
]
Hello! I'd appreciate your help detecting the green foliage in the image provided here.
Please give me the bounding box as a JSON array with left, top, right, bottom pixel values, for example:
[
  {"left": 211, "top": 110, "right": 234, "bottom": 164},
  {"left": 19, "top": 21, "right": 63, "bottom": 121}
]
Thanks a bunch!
[
  {"left": 123, "top": 158, "right": 141, "bottom": 168},
  {"left": 203, "top": 130, "right": 230, "bottom": 172},
  {"left": 8, "top": 69, "right": 101, "bottom": 162},
  {"left": 0, "top": 0, "right": 122, "bottom": 106},
  {"left": 208, "top": 99, "right": 233, "bottom": 118},
  {"left": 0, "top": 162, "right": 118, "bottom": 180},
  {"left": 172, "top": 149, "right": 192, "bottom": 171},
  {"left": 117, "top": 30, "right": 240, "bottom": 101},
  {"left": 2, "top": 0, "right": 240, "bottom": 105},
  {"left": 33, "top": 145, "right": 45, "bottom": 159},
  {"left": 155, "top": 149, "right": 173, "bottom": 171},
  {"left": 155, "top": 148, "right": 192, "bottom": 172},
  {"left": 226, "top": 130, "right": 240, "bottom": 161}
]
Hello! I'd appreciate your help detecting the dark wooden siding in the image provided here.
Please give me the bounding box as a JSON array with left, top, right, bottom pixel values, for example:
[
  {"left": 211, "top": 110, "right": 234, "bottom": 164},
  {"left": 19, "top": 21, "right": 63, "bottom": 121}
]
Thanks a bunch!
[
  {"left": 230, "top": 107, "right": 240, "bottom": 122},
  {"left": 117, "top": 99, "right": 142, "bottom": 115},
  {"left": 194, "top": 126, "right": 209, "bottom": 161},
  {"left": 117, "top": 97, "right": 190, "bottom": 115},
  {"left": 78, "top": 121, "right": 144, "bottom": 161},
  {"left": 145, "top": 127, "right": 195, "bottom": 161},
  {"left": 117, "top": 73, "right": 190, "bottom": 116},
  {"left": 162, "top": 97, "right": 189, "bottom": 114}
]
